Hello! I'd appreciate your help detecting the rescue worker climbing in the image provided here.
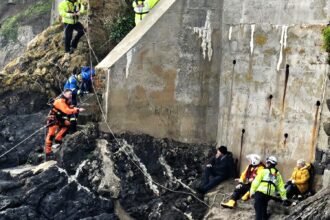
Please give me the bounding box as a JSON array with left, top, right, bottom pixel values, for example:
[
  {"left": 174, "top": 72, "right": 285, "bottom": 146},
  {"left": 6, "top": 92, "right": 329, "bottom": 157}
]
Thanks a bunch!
[
  {"left": 44, "top": 89, "right": 85, "bottom": 160},
  {"left": 250, "top": 156, "right": 288, "bottom": 220},
  {"left": 59, "top": 0, "right": 88, "bottom": 53},
  {"left": 221, "top": 154, "right": 264, "bottom": 208},
  {"left": 285, "top": 159, "right": 311, "bottom": 199},
  {"left": 64, "top": 68, "right": 83, "bottom": 132},
  {"left": 132, "top": 0, "right": 160, "bottom": 25}
]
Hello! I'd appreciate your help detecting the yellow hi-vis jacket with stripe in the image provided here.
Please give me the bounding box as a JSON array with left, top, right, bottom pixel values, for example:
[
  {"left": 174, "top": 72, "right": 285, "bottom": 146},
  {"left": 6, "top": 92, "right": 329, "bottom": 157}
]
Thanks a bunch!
[
  {"left": 59, "top": 0, "right": 87, "bottom": 24},
  {"left": 250, "top": 167, "right": 287, "bottom": 200},
  {"left": 132, "top": 0, "right": 159, "bottom": 25}
]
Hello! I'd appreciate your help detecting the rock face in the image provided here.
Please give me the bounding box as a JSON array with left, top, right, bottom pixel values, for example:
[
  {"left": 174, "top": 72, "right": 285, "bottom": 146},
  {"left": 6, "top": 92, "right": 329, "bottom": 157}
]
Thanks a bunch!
[
  {"left": 106, "top": 133, "right": 210, "bottom": 220},
  {"left": 0, "top": 23, "right": 89, "bottom": 97},
  {"left": 284, "top": 187, "right": 330, "bottom": 220},
  {"left": 0, "top": 90, "right": 49, "bottom": 169},
  {"left": 0, "top": 0, "right": 52, "bottom": 69}
]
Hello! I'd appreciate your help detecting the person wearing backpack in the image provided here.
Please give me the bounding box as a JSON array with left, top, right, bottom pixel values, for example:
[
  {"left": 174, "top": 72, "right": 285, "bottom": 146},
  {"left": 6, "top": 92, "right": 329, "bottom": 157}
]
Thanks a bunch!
[
  {"left": 80, "top": 66, "right": 95, "bottom": 93},
  {"left": 285, "top": 159, "right": 311, "bottom": 199},
  {"left": 221, "top": 154, "right": 265, "bottom": 208},
  {"left": 250, "top": 156, "right": 288, "bottom": 220},
  {"left": 63, "top": 68, "right": 83, "bottom": 132}
]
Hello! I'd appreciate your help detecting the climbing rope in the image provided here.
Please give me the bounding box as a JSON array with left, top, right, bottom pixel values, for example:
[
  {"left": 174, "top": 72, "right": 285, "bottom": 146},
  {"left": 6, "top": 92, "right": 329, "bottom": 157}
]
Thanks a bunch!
[
  {"left": 82, "top": 9, "right": 211, "bottom": 208},
  {"left": 0, "top": 122, "right": 54, "bottom": 159}
]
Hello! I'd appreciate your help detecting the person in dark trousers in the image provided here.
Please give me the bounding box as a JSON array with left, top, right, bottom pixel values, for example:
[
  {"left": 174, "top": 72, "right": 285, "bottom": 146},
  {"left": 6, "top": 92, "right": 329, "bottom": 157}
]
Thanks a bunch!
[
  {"left": 250, "top": 156, "right": 288, "bottom": 220},
  {"left": 285, "top": 159, "right": 311, "bottom": 199},
  {"left": 221, "top": 154, "right": 265, "bottom": 208},
  {"left": 80, "top": 66, "right": 95, "bottom": 93},
  {"left": 63, "top": 68, "right": 83, "bottom": 132},
  {"left": 198, "top": 146, "right": 235, "bottom": 194},
  {"left": 59, "top": 0, "right": 88, "bottom": 54}
]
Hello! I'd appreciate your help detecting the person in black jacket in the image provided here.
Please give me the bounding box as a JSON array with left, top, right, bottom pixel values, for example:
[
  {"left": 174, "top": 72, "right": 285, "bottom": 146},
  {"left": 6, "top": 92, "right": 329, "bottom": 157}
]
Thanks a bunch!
[{"left": 198, "top": 146, "right": 235, "bottom": 194}]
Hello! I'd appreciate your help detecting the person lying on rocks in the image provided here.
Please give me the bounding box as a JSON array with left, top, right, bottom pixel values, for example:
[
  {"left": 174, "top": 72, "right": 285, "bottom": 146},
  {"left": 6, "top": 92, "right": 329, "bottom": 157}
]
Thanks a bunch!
[
  {"left": 285, "top": 159, "right": 311, "bottom": 199},
  {"left": 197, "top": 146, "right": 235, "bottom": 194},
  {"left": 221, "top": 154, "right": 265, "bottom": 208}
]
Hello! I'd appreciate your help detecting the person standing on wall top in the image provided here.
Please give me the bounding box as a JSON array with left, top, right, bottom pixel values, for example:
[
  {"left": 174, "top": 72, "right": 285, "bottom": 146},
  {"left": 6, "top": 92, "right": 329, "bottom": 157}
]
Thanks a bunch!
[
  {"left": 250, "top": 156, "right": 289, "bottom": 220},
  {"left": 133, "top": 0, "right": 160, "bottom": 25},
  {"left": 285, "top": 159, "right": 311, "bottom": 199},
  {"left": 59, "top": 0, "right": 88, "bottom": 54},
  {"left": 45, "top": 89, "right": 85, "bottom": 160},
  {"left": 221, "top": 154, "right": 265, "bottom": 208},
  {"left": 197, "top": 146, "right": 235, "bottom": 194}
]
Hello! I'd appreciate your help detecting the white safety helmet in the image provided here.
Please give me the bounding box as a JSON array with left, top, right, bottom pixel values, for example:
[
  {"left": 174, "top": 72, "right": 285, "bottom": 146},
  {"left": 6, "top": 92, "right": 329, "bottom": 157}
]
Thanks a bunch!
[
  {"left": 266, "top": 156, "right": 277, "bottom": 165},
  {"left": 246, "top": 154, "right": 261, "bottom": 166}
]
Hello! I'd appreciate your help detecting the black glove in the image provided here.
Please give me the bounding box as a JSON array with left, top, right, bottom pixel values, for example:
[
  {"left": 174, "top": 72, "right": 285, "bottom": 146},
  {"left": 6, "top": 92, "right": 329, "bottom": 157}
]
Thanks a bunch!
[{"left": 282, "top": 200, "right": 291, "bottom": 206}]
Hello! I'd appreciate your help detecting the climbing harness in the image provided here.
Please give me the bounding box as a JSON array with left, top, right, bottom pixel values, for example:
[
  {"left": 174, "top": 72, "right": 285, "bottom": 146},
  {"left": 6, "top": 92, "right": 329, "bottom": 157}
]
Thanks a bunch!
[{"left": 261, "top": 168, "right": 278, "bottom": 195}]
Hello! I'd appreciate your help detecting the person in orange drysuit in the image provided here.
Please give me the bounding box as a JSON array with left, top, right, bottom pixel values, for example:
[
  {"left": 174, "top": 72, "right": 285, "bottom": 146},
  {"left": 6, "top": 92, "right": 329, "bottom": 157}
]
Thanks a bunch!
[{"left": 45, "top": 89, "right": 85, "bottom": 160}]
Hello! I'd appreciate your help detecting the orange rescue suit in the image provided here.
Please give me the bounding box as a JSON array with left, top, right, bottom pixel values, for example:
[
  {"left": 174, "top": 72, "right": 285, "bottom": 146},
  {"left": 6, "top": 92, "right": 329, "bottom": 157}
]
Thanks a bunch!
[{"left": 45, "top": 96, "right": 79, "bottom": 154}]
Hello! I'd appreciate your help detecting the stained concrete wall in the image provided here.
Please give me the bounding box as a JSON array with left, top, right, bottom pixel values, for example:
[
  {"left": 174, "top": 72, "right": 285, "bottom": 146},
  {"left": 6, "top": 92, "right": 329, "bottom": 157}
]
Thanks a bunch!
[
  {"left": 97, "top": 0, "right": 330, "bottom": 179},
  {"left": 98, "top": 0, "right": 223, "bottom": 144},
  {"left": 218, "top": 0, "right": 330, "bottom": 179}
]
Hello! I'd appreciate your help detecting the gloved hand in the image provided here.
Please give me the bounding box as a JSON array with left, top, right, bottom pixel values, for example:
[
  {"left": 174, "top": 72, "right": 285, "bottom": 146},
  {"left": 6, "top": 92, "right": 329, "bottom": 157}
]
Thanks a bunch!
[
  {"left": 77, "top": 89, "right": 82, "bottom": 95},
  {"left": 206, "top": 164, "right": 212, "bottom": 168},
  {"left": 291, "top": 180, "right": 295, "bottom": 184},
  {"left": 235, "top": 184, "right": 243, "bottom": 189},
  {"left": 282, "top": 200, "right": 291, "bottom": 206}
]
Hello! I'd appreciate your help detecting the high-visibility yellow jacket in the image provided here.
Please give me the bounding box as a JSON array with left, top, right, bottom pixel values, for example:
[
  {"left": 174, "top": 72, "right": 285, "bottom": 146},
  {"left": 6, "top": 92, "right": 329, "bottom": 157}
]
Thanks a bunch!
[
  {"left": 59, "top": 0, "right": 87, "bottom": 24},
  {"left": 250, "top": 167, "right": 287, "bottom": 200},
  {"left": 290, "top": 163, "right": 311, "bottom": 193},
  {"left": 132, "top": 0, "right": 159, "bottom": 25},
  {"left": 239, "top": 164, "right": 264, "bottom": 184}
]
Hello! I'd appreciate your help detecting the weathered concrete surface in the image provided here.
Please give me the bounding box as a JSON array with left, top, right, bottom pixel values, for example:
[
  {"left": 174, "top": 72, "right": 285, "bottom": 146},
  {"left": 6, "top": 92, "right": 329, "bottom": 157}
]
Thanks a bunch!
[
  {"left": 97, "top": 0, "right": 222, "bottom": 144},
  {"left": 218, "top": 24, "right": 329, "bottom": 178},
  {"left": 97, "top": 0, "right": 330, "bottom": 179}
]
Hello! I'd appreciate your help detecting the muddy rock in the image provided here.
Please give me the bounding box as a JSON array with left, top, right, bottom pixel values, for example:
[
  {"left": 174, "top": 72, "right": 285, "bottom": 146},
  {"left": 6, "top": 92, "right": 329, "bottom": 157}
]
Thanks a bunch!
[
  {"left": 106, "top": 133, "right": 210, "bottom": 220},
  {"left": 0, "top": 162, "right": 116, "bottom": 219},
  {"left": 284, "top": 187, "right": 330, "bottom": 220}
]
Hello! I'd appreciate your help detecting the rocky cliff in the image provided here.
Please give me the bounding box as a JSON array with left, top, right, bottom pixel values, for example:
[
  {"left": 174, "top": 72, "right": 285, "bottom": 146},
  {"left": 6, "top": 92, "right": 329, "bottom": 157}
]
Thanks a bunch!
[
  {"left": 0, "top": 0, "right": 330, "bottom": 219},
  {"left": 0, "top": 0, "right": 52, "bottom": 69}
]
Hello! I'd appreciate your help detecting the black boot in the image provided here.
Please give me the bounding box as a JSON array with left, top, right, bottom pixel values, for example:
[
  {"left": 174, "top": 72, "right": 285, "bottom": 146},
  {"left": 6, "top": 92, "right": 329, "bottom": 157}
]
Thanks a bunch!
[{"left": 45, "top": 152, "right": 56, "bottom": 161}]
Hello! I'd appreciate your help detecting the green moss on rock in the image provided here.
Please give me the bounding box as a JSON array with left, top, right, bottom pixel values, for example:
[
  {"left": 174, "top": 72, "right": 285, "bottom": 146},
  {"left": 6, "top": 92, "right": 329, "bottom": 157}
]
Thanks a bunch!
[{"left": 0, "top": 0, "right": 52, "bottom": 45}]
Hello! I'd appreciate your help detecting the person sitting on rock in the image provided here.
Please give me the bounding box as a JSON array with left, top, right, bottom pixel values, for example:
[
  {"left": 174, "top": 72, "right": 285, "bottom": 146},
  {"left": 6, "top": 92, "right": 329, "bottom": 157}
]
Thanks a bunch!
[
  {"left": 250, "top": 156, "right": 288, "bottom": 220},
  {"left": 59, "top": 0, "right": 88, "bottom": 54},
  {"left": 221, "top": 154, "right": 265, "bottom": 208},
  {"left": 45, "top": 89, "right": 85, "bottom": 160},
  {"left": 285, "top": 159, "right": 311, "bottom": 199},
  {"left": 64, "top": 68, "right": 83, "bottom": 132},
  {"left": 198, "top": 146, "right": 235, "bottom": 194}
]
